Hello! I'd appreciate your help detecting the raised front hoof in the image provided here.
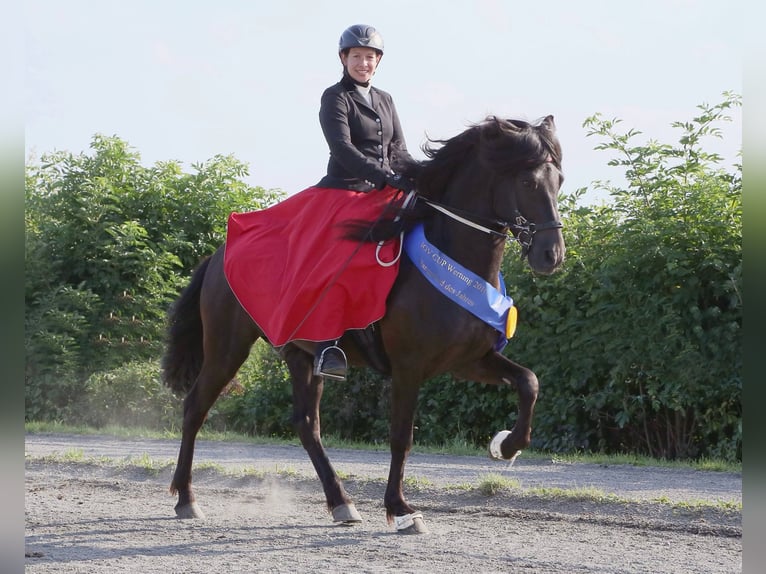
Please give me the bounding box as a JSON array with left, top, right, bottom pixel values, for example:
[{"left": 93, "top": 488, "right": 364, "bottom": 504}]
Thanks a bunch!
[
  {"left": 394, "top": 512, "right": 429, "bottom": 535},
  {"left": 488, "top": 430, "right": 522, "bottom": 463},
  {"left": 175, "top": 501, "right": 205, "bottom": 519},
  {"left": 332, "top": 503, "right": 363, "bottom": 524}
]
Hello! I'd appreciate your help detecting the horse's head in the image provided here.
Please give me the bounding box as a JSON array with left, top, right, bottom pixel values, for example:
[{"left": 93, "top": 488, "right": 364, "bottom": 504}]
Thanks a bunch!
[
  {"left": 477, "top": 115, "right": 566, "bottom": 275},
  {"left": 394, "top": 115, "right": 565, "bottom": 275}
]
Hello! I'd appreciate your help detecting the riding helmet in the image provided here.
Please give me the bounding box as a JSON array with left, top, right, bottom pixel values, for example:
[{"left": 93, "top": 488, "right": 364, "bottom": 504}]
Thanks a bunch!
[{"left": 338, "top": 24, "right": 384, "bottom": 54}]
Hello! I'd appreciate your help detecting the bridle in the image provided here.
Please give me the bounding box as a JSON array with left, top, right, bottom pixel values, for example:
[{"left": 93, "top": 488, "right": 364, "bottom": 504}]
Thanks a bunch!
[
  {"left": 419, "top": 196, "right": 563, "bottom": 253},
  {"left": 415, "top": 153, "right": 564, "bottom": 253},
  {"left": 375, "top": 164, "right": 563, "bottom": 267}
]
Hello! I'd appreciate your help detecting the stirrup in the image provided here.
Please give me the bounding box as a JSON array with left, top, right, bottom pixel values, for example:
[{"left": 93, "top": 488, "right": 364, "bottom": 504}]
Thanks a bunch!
[{"left": 313, "top": 345, "right": 347, "bottom": 380}]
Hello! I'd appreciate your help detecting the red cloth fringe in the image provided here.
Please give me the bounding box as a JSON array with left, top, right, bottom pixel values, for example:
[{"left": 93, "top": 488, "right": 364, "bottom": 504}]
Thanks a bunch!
[{"left": 223, "top": 186, "right": 403, "bottom": 346}]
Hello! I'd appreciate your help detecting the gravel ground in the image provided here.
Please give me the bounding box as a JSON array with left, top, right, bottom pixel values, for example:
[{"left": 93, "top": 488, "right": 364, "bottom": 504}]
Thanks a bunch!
[{"left": 25, "top": 433, "right": 742, "bottom": 573}]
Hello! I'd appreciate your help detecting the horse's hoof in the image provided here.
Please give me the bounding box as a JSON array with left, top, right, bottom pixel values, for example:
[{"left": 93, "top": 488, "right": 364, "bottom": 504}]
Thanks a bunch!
[
  {"left": 489, "top": 430, "right": 514, "bottom": 460},
  {"left": 175, "top": 502, "right": 205, "bottom": 519},
  {"left": 488, "top": 430, "right": 510, "bottom": 459},
  {"left": 394, "top": 512, "right": 428, "bottom": 534},
  {"left": 332, "top": 503, "right": 363, "bottom": 524}
]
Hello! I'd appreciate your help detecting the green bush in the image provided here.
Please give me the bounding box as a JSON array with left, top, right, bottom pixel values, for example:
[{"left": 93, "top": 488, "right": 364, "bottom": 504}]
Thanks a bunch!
[
  {"left": 414, "top": 374, "right": 509, "bottom": 446},
  {"left": 25, "top": 135, "right": 283, "bottom": 422},
  {"left": 83, "top": 360, "right": 182, "bottom": 429},
  {"left": 320, "top": 366, "right": 392, "bottom": 444},
  {"left": 209, "top": 342, "right": 392, "bottom": 443},
  {"left": 207, "top": 341, "right": 293, "bottom": 436},
  {"left": 498, "top": 93, "right": 742, "bottom": 461}
]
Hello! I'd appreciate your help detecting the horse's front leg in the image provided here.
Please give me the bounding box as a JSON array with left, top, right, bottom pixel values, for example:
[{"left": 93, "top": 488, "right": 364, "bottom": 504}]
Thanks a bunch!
[
  {"left": 282, "top": 344, "right": 362, "bottom": 524},
  {"left": 453, "top": 350, "right": 539, "bottom": 460},
  {"left": 384, "top": 372, "right": 428, "bottom": 534}
]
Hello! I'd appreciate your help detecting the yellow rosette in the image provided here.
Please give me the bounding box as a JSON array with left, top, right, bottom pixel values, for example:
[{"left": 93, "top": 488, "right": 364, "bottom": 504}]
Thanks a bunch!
[{"left": 505, "top": 306, "right": 518, "bottom": 339}]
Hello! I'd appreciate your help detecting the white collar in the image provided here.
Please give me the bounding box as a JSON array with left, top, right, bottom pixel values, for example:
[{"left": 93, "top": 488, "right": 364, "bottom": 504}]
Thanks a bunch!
[{"left": 355, "top": 84, "right": 372, "bottom": 104}]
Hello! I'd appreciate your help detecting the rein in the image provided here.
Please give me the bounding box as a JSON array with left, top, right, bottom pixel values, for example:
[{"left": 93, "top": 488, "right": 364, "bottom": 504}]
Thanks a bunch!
[{"left": 419, "top": 196, "right": 563, "bottom": 251}]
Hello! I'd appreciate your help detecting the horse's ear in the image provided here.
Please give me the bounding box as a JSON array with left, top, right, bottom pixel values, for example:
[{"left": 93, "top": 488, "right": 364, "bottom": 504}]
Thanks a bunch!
[{"left": 540, "top": 115, "right": 556, "bottom": 132}]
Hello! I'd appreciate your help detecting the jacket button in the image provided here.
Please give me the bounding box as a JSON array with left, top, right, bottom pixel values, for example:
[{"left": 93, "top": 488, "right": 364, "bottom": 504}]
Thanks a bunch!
[
  {"left": 375, "top": 118, "right": 381, "bottom": 123},
  {"left": 377, "top": 131, "right": 382, "bottom": 135}
]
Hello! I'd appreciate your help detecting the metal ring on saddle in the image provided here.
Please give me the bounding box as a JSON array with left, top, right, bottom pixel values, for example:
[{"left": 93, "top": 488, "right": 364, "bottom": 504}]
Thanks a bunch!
[
  {"left": 376, "top": 233, "right": 404, "bottom": 267},
  {"left": 375, "top": 190, "right": 417, "bottom": 267}
]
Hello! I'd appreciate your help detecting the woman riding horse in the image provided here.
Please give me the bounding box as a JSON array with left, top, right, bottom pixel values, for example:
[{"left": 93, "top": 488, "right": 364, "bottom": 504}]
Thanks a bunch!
[
  {"left": 164, "top": 25, "right": 566, "bottom": 536},
  {"left": 164, "top": 113, "right": 565, "bottom": 533},
  {"left": 227, "top": 24, "right": 416, "bottom": 381}
]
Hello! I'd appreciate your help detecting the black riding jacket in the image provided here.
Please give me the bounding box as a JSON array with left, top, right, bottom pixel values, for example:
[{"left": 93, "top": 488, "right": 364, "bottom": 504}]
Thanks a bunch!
[{"left": 316, "top": 74, "right": 414, "bottom": 192}]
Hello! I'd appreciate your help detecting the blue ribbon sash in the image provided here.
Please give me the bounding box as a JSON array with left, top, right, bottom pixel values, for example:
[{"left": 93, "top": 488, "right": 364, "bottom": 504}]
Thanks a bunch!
[{"left": 403, "top": 223, "right": 515, "bottom": 351}]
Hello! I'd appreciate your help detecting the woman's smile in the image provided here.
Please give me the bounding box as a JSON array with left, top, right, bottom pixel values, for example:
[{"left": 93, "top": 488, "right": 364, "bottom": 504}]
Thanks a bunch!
[{"left": 342, "top": 47, "right": 380, "bottom": 84}]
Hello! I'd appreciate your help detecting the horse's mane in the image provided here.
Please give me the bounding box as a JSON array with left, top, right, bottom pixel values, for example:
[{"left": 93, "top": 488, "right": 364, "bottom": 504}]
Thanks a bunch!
[
  {"left": 396, "top": 116, "right": 561, "bottom": 196},
  {"left": 343, "top": 116, "right": 561, "bottom": 243}
]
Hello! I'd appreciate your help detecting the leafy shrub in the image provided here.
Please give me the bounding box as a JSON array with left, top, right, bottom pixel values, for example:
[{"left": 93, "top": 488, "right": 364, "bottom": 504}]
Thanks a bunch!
[
  {"left": 83, "top": 360, "right": 182, "bottom": 429},
  {"left": 319, "top": 366, "right": 392, "bottom": 444},
  {"left": 499, "top": 93, "right": 742, "bottom": 461},
  {"left": 25, "top": 135, "right": 283, "bottom": 422},
  {"left": 414, "top": 374, "right": 510, "bottom": 446},
  {"left": 207, "top": 341, "right": 293, "bottom": 436}
]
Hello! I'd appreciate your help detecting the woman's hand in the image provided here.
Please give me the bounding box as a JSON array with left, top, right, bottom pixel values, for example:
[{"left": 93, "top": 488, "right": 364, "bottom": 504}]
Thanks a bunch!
[{"left": 384, "top": 173, "right": 416, "bottom": 193}]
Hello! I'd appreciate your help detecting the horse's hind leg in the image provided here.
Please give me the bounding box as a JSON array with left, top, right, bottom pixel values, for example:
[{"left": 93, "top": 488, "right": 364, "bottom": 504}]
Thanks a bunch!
[
  {"left": 170, "top": 361, "right": 240, "bottom": 518},
  {"left": 170, "top": 274, "right": 258, "bottom": 518},
  {"left": 282, "top": 344, "right": 362, "bottom": 524}
]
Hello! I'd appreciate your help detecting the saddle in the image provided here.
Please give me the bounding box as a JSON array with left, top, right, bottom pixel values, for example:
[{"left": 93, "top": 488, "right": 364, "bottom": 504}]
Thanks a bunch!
[{"left": 349, "top": 323, "right": 391, "bottom": 376}]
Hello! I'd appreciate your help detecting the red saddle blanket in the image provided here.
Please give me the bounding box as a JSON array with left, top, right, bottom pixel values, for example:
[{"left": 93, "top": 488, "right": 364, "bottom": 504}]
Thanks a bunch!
[{"left": 223, "top": 185, "right": 404, "bottom": 346}]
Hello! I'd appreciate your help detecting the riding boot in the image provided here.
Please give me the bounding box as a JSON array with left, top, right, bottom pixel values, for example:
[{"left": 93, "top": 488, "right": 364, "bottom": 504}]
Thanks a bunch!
[{"left": 313, "top": 340, "right": 347, "bottom": 380}]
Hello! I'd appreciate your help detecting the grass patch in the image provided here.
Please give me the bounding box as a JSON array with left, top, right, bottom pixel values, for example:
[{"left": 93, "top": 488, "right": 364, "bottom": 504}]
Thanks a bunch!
[
  {"left": 116, "top": 453, "right": 174, "bottom": 475},
  {"left": 25, "top": 421, "right": 740, "bottom": 473},
  {"left": 651, "top": 496, "right": 742, "bottom": 512},
  {"left": 29, "top": 450, "right": 175, "bottom": 474},
  {"left": 25, "top": 421, "right": 178, "bottom": 440},
  {"left": 476, "top": 473, "right": 521, "bottom": 495},
  {"left": 549, "top": 451, "right": 741, "bottom": 474},
  {"left": 403, "top": 475, "right": 434, "bottom": 491},
  {"left": 335, "top": 469, "right": 354, "bottom": 481},
  {"left": 322, "top": 434, "right": 389, "bottom": 451},
  {"left": 526, "top": 485, "right": 621, "bottom": 503},
  {"left": 444, "top": 482, "right": 474, "bottom": 492},
  {"left": 26, "top": 448, "right": 742, "bottom": 513},
  {"left": 194, "top": 461, "right": 227, "bottom": 474},
  {"left": 235, "top": 466, "right": 267, "bottom": 480},
  {"left": 272, "top": 464, "right": 300, "bottom": 478},
  {"left": 415, "top": 436, "right": 486, "bottom": 457},
  {"left": 33, "top": 451, "right": 90, "bottom": 465}
]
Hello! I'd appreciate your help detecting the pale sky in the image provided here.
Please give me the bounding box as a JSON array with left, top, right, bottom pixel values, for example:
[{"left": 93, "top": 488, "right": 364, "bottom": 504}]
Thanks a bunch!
[{"left": 25, "top": 0, "right": 742, "bottom": 203}]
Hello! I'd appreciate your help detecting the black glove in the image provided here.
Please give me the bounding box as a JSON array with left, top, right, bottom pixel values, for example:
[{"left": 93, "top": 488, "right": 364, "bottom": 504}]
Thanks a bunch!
[{"left": 383, "top": 173, "right": 416, "bottom": 193}]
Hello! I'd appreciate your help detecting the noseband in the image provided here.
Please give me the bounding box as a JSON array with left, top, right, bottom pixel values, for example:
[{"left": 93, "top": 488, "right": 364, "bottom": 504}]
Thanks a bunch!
[
  {"left": 509, "top": 210, "right": 564, "bottom": 256},
  {"left": 419, "top": 197, "right": 562, "bottom": 254}
]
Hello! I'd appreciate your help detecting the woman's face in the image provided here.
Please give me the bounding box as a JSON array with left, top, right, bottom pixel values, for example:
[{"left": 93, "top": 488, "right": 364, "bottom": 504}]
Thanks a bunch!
[{"left": 341, "top": 47, "right": 381, "bottom": 84}]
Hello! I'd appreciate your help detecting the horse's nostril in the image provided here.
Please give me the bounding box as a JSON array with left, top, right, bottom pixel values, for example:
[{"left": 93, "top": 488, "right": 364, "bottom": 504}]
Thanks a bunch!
[
  {"left": 545, "top": 248, "right": 560, "bottom": 266},
  {"left": 541, "top": 244, "right": 565, "bottom": 270}
]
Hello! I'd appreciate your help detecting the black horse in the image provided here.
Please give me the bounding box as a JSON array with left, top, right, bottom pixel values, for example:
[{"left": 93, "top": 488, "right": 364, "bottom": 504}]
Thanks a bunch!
[{"left": 162, "top": 115, "right": 565, "bottom": 534}]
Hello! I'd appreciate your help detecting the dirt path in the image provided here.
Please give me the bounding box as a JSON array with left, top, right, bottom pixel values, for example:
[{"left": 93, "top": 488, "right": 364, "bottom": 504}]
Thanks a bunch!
[{"left": 25, "top": 433, "right": 741, "bottom": 573}]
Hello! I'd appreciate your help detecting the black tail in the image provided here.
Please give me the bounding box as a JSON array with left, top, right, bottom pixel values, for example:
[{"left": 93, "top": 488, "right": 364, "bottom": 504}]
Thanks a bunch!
[{"left": 161, "top": 256, "right": 212, "bottom": 395}]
